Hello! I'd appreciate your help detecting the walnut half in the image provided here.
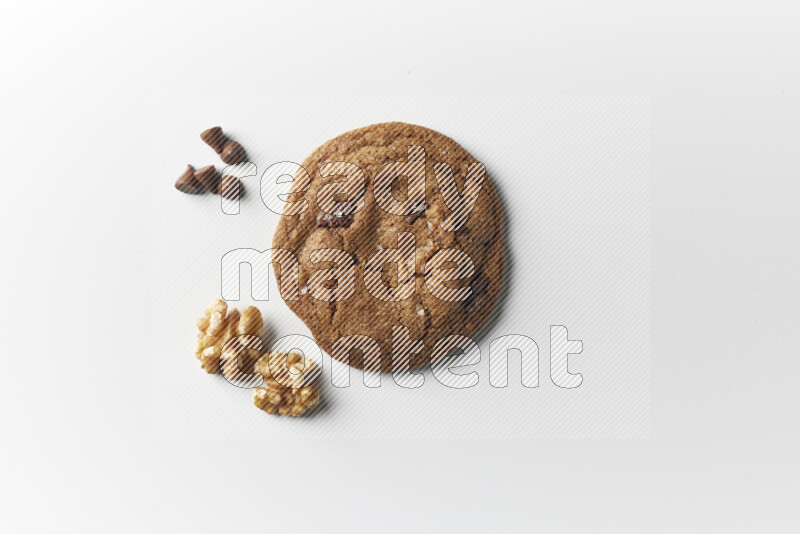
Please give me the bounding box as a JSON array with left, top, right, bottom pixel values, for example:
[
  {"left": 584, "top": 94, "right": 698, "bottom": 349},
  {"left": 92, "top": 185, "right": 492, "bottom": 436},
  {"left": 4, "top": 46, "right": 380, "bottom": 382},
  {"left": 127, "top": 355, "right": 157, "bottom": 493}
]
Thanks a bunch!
[
  {"left": 195, "top": 300, "right": 263, "bottom": 374},
  {"left": 252, "top": 352, "right": 320, "bottom": 416}
]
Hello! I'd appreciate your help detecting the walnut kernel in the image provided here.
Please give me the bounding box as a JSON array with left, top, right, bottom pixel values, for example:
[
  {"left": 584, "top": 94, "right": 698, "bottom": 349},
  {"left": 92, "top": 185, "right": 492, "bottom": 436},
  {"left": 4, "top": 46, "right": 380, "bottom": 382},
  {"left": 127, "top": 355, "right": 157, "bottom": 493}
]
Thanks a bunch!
[
  {"left": 195, "top": 300, "right": 264, "bottom": 374},
  {"left": 252, "top": 352, "right": 320, "bottom": 416}
]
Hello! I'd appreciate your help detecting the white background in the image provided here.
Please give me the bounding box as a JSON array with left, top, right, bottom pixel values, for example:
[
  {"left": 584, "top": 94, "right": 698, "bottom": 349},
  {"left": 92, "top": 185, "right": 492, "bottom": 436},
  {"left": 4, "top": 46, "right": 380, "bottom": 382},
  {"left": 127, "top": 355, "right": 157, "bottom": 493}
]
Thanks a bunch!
[
  {"left": 149, "top": 94, "right": 650, "bottom": 439},
  {"left": 2, "top": 0, "right": 799, "bottom": 532}
]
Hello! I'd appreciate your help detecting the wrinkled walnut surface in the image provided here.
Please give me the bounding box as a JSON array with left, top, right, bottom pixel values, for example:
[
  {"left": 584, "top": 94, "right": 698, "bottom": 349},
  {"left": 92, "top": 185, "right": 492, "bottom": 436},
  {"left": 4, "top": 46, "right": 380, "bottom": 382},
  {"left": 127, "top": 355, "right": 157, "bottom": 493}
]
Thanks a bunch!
[
  {"left": 195, "top": 300, "right": 263, "bottom": 374},
  {"left": 252, "top": 352, "right": 320, "bottom": 416}
]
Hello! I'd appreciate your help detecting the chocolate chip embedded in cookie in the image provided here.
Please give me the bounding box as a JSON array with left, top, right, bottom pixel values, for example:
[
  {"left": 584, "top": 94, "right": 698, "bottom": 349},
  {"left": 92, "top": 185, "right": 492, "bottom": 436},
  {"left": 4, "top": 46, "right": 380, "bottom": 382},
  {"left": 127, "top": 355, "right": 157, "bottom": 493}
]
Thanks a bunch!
[
  {"left": 272, "top": 122, "right": 505, "bottom": 372},
  {"left": 465, "top": 272, "right": 492, "bottom": 314}
]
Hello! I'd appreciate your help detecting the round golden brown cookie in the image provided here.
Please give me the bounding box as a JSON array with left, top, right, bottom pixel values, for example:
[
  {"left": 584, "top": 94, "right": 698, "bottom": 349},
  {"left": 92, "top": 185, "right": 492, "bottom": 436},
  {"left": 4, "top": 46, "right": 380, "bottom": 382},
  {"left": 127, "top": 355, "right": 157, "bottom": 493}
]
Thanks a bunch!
[{"left": 272, "top": 122, "right": 504, "bottom": 371}]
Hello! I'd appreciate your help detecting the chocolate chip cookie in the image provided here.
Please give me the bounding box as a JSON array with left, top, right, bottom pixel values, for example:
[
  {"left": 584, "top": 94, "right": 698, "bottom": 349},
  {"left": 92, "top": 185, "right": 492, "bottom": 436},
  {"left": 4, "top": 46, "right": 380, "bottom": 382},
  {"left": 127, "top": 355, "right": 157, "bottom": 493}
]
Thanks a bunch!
[{"left": 272, "top": 122, "right": 504, "bottom": 371}]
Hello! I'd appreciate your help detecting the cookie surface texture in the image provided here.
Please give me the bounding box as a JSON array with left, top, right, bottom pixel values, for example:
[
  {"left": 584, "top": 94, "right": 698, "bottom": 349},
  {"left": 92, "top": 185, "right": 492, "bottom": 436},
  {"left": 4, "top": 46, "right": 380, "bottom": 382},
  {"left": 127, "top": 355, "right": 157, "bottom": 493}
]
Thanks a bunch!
[{"left": 272, "top": 122, "right": 504, "bottom": 371}]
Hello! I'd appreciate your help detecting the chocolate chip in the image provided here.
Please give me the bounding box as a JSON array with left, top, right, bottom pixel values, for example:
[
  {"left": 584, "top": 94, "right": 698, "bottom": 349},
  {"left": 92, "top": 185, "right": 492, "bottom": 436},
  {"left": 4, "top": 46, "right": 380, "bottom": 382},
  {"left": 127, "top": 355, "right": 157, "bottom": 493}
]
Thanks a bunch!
[
  {"left": 464, "top": 274, "right": 491, "bottom": 313},
  {"left": 194, "top": 165, "right": 220, "bottom": 193},
  {"left": 319, "top": 213, "right": 351, "bottom": 228},
  {"left": 218, "top": 175, "right": 241, "bottom": 200},
  {"left": 220, "top": 140, "right": 246, "bottom": 164},
  {"left": 470, "top": 273, "right": 490, "bottom": 295},
  {"left": 319, "top": 200, "right": 358, "bottom": 228},
  {"left": 174, "top": 164, "right": 202, "bottom": 194},
  {"left": 200, "top": 126, "right": 226, "bottom": 154},
  {"left": 405, "top": 201, "right": 428, "bottom": 224},
  {"left": 322, "top": 276, "right": 337, "bottom": 290}
]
